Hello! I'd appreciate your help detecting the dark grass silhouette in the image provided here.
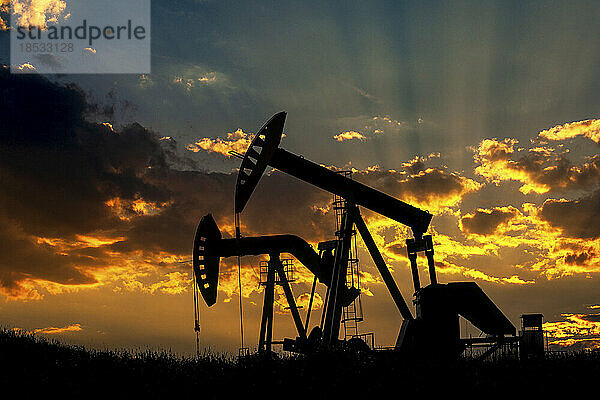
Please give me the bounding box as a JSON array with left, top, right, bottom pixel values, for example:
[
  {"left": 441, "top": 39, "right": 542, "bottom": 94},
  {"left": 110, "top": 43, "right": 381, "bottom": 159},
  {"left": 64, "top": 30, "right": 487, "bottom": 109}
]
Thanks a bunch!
[{"left": 1, "top": 328, "right": 597, "bottom": 399}]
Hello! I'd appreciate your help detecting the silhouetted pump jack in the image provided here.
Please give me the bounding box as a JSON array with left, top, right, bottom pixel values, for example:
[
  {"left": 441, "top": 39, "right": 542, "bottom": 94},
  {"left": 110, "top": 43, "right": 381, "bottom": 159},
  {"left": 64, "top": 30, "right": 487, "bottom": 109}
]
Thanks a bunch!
[
  {"left": 193, "top": 213, "right": 359, "bottom": 353},
  {"left": 194, "top": 112, "right": 529, "bottom": 360}
]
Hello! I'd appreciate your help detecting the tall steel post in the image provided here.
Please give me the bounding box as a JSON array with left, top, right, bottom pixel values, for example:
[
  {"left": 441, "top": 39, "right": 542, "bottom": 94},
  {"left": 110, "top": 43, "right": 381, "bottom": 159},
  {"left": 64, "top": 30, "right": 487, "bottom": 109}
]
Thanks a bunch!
[
  {"left": 258, "top": 258, "right": 276, "bottom": 352},
  {"left": 322, "top": 205, "right": 354, "bottom": 343}
]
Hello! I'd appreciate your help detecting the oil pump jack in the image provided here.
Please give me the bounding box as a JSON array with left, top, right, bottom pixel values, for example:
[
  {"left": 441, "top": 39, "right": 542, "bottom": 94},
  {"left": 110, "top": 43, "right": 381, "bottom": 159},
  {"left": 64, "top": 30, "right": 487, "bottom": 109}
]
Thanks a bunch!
[
  {"left": 194, "top": 112, "right": 519, "bottom": 359},
  {"left": 193, "top": 213, "right": 360, "bottom": 353}
]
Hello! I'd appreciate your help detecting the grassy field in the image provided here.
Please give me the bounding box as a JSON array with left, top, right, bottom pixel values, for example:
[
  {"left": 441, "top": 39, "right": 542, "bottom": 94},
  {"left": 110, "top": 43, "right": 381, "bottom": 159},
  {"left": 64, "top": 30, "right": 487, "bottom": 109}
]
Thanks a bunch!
[{"left": 0, "top": 328, "right": 596, "bottom": 398}]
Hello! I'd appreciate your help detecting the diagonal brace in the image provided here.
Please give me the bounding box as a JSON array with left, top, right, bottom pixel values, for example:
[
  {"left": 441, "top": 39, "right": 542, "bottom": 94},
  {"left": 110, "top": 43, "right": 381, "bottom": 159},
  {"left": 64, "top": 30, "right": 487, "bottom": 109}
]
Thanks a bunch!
[
  {"left": 273, "top": 257, "right": 307, "bottom": 340},
  {"left": 354, "top": 210, "right": 413, "bottom": 321}
]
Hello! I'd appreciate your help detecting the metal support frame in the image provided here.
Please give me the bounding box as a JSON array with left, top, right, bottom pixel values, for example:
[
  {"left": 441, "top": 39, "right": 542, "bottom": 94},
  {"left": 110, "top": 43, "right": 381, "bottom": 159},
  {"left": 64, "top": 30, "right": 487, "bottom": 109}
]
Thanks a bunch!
[
  {"left": 272, "top": 256, "right": 307, "bottom": 340},
  {"left": 354, "top": 211, "right": 413, "bottom": 321},
  {"left": 258, "top": 254, "right": 307, "bottom": 353},
  {"left": 322, "top": 206, "right": 354, "bottom": 343},
  {"left": 258, "top": 259, "right": 276, "bottom": 352},
  {"left": 230, "top": 112, "right": 436, "bottom": 350},
  {"left": 321, "top": 204, "right": 419, "bottom": 345}
]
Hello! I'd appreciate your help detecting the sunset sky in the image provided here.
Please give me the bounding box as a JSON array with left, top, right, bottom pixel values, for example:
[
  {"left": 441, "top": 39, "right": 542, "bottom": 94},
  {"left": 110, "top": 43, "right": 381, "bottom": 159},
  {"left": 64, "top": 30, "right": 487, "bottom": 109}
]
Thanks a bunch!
[{"left": 1, "top": 0, "right": 600, "bottom": 354}]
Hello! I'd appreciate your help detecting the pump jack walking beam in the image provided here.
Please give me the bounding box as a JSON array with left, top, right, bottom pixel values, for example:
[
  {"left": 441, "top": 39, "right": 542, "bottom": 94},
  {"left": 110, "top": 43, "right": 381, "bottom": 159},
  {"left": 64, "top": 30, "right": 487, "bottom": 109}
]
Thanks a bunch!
[{"left": 234, "top": 112, "right": 433, "bottom": 239}]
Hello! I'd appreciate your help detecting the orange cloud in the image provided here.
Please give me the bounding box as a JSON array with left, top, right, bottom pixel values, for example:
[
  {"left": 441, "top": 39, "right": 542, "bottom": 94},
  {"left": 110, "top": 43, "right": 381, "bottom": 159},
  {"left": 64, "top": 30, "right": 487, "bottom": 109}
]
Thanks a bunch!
[
  {"left": 378, "top": 193, "right": 600, "bottom": 285},
  {"left": 365, "top": 213, "right": 536, "bottom": 286},
  {"left": 0, "top": 244, "right": 196, "bottom": 301},
  {"left": 335, "top": 115, "right": 406, "bottom": 139},
  {"left": 473, "top": 138, "right": 549, "bottom": 194},
  {"left": 173, "top": 72, "right": 219, "bottom": 91},
  {"left": 90, "top": 252, "right": 196, "bottom": 296},
  {"left": 500, "top": 203, "right": 600, "bottom": 278},
  {"left": 35, "top": 234, "right": 126, "bottom": 253},
  {"left": 538, "top": 119, "right": 600, "bottom": 144},
  {"left": 437, "top": 260, "right": 534, "bottom": 285},
  {"left": 333, "top": 131, "right": 366, "bottom": 142},
  {"left": 186, "top": 128, "right": 253, "bottom": 157},
  {"left": 105, "top": 197, "right": 171, "bottom": 221},
  {"left": 213, "top": 260, "right": 263, "bottom": 302},
  {"left": 544, "top": 313, "right": 600, "bottom": 349},
  {"left": 2, "top": 280, "right": 45, "bottom": 301},
  {"left": 426, "top": 235, "right": 535, "bottom": 285},
  {"left": 11, "top": 0, "right": 68, "bottom": 29},
  {"left": 33, "top": 323, "right": 83, "bottom": 335},
  {"left": 0, "top": 1, "right": 8, "bottom": 31},
  {"left": 296, "top": 292, "right": 323, "bottom": 311},
  {"left": 15, "top": 63, "right": 37, "bottom": 72},
  {"left": 119, "top": 271, "right": 190, "bottom": 295},
  {"left": 455, "top": 201, "right": 600, "bottom": 279},
  {"left": 539, "top": 191, "right": 600, "bottom": 239},
  {"left": 473, "top": 138, "right": 600, "bottom": 194}
]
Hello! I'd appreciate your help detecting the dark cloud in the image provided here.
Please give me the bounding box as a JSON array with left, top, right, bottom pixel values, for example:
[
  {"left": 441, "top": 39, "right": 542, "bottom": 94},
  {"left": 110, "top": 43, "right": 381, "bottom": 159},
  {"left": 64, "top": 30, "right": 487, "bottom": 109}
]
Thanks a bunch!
[
  {"left": 386, "top": 243, "right": 406, "bottom": 257},
  {"left": 0, "top": 70, "right": 180, "bottom": 238},
  {"left": 581, "top": 314, "right": 600, "bottom": 323},
  {"left": 474, "top": 138, "right": 600, "bottom": 193},
  {"left": 517, "top": 153, "right": 600, "bottom": 192},
  {"left": 539, "top": 190, "right": 600, "bottom": 239},
  {"left": 0, "top": 70, "right": 195, "bottom": 294},
  {"left": 564, "top": 251, "right": 595, "bottom": 266},
  {"left": 351, "top": 167, "right": 481, "bottom": 211},
  {"left": 460, "top": 207, "right": 519, "bottom": 236},
  {"left": 0, "top": 217, "right": 97, "bottom": 297},
  {"left": 0, "top": 70, "right": 341, "bottom": 296}
]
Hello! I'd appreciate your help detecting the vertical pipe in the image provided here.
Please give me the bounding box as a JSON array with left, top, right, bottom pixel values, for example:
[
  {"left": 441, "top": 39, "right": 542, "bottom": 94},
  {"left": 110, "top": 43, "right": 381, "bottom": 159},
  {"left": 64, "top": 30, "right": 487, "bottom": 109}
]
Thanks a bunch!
[
  {"left": 425, "top": 235, "right": 437, "bottom": 285},
  {"left": 323, "top": 207, "right": 354, "bottom": 342},
  {"left": 258, "top": 305, "right": 267, "bottom": 351},
  {"left": 258, "top": 261, "right": 276, "bottom": 351},
  {"left": 266, "top": 261, "right": 276, "bottom": 352},
  {"left": 426, "top": 252, "right": 437, "bottom": 285},
  {"left": 234, "top": 213, "right": 245, "bottom": 350},
  {"left": 408, "top": 253, "right": 420, "bottom": 292},
  {"left": 406, "top": 238, "right": 421, "bottom": 291}
]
